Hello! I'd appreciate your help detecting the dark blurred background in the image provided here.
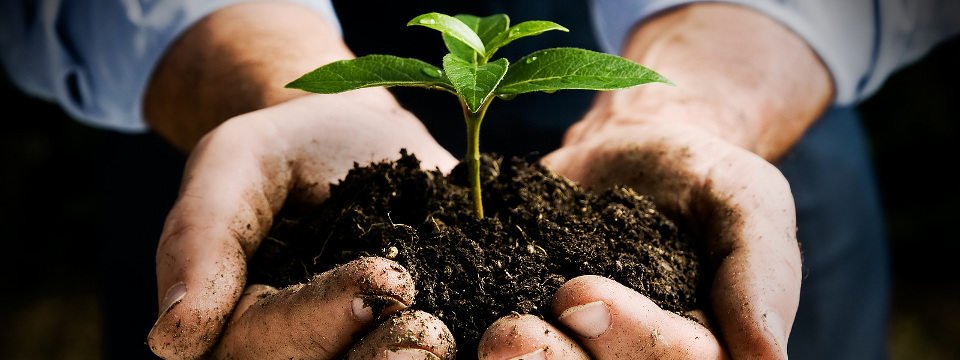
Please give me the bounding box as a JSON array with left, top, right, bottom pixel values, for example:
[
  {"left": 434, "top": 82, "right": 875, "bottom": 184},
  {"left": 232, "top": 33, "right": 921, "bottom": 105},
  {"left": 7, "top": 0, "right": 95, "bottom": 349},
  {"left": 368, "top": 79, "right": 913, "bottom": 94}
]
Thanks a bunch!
[
  {"left": 1, "top": 5, "right": 958, "bottom": 359},
  {"left": 858, "top": 36, "right": 960, "bottom": 360}
]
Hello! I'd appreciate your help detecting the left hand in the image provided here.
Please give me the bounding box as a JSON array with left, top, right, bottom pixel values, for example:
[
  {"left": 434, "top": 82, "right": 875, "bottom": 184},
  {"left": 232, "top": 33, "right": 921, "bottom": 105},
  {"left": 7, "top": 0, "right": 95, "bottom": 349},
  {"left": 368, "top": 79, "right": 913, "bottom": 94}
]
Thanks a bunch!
[{"left": 146, "top": 90, "right": 458, "bottom": 359}]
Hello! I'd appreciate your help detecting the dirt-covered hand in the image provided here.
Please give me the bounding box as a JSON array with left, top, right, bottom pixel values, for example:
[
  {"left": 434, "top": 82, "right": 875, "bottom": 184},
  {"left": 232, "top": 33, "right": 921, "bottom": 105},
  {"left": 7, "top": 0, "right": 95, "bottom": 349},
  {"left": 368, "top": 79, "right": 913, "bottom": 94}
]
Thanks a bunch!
[
  {"left": 538, "top": 121, "right": 801, "bottom": 359},
  {"left": 477, "top": 3, "right": 824, "bottom": 358},
  {"left": 146, "top": 89, "right": 458, "bottom": 359}
]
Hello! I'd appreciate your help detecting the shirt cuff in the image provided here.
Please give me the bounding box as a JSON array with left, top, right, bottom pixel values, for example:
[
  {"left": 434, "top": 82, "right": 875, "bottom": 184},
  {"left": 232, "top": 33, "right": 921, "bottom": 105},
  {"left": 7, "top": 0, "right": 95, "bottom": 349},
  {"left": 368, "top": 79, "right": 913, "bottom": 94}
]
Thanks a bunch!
[
  {"left": 1, "top": 0, "right": 341, "bottom": 133},
  {"left": 588, "top": 0, "right": 877, "bottom": 105}
]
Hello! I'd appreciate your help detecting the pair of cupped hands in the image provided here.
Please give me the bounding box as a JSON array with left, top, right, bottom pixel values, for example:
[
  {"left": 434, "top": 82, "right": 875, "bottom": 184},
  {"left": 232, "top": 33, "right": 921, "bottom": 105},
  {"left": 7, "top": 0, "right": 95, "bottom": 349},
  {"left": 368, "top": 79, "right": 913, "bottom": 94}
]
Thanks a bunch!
[{"left": 144, "top": 86, "right": 801, "bottom": 360}]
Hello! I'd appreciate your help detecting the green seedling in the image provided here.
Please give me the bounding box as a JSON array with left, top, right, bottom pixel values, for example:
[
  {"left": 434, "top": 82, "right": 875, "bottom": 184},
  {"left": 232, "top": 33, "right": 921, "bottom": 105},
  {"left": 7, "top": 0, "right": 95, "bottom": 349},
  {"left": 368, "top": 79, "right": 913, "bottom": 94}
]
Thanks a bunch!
[{"left": 286, "top": 12, "right": 672, "bottom": 219}]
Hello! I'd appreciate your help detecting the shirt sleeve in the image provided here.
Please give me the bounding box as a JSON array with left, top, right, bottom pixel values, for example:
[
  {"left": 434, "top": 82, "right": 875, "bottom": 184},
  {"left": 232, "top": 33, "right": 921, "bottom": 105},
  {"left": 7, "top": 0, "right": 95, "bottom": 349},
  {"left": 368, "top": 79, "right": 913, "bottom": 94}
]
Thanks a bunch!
[
  {"left": 0, "top": 0, "right": 341, "bottom": 133},
  {"left": 588, "top": 0, "right": 960, "bottom": 105}
]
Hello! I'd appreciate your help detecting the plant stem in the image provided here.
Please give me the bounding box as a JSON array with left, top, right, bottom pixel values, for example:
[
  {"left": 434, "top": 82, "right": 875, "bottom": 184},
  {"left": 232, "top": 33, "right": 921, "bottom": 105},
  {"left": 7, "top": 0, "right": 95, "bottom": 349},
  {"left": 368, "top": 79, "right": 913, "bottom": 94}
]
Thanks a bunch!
[{"left": 463, "top": 99, "right": 492, "bottom": 219}]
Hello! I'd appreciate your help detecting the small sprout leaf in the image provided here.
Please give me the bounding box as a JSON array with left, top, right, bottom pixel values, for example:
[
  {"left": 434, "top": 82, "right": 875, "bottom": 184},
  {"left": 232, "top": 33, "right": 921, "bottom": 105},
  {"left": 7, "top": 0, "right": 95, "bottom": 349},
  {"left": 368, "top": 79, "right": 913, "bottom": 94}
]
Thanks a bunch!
[
  {"left": 497, "top": 48, "right": 673, "bottom": 95},
  {"left": 443, "top": 14, "right": 510, "bottom": 63},
  {"left": 443, "top": 35, "right": 477, "bottom": 63},
  {"left": 471, "top": 14, "right": 512, "bottom": 45},
  {"left": 443, "top": 54, "right": 509, "bottom": 112},
  {"left": 409, "top": 13, "right": 485, "bottom": 57},
  {"left": 485, "top": 21, "right": 568, "bottom": 58},
  {"left": 285, "top": 55, "right": 453, "bottom": 93}
]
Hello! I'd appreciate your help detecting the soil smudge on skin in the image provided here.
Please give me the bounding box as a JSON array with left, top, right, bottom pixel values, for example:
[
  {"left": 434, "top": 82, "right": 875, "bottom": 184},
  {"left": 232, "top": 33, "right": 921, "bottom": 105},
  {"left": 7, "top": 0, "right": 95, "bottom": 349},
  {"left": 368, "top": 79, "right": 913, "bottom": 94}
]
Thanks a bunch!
[{"left": 249, "top": 151, "right": 705, "bottom": 358}]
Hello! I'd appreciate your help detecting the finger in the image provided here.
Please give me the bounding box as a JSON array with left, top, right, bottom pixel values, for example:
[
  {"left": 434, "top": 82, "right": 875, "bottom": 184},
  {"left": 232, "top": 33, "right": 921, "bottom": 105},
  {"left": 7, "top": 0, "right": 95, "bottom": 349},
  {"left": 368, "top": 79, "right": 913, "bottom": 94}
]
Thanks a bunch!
[
  {"left": 343, "top": 310, "right": 456, "bottom": 360},
  {"left": 233, "top": 284, "right": 280, "bottom": 316},
  {"left": 553, "top": 275, "right": 727, "bottom": 359},
  {"left": 146, "top": 116, "right": 294, "bottom": 359},
  {"left": 687, "top": 138, "right": 801, "bottom": 359},
  {"left": 710, "top": 241, "right": 799, "bottom": 359},
  {"left": 210, "top": 257, "right": 416, "bottom": 359},
  {"left": 478, "top": 314, "right": 589, "bottom": 360}
]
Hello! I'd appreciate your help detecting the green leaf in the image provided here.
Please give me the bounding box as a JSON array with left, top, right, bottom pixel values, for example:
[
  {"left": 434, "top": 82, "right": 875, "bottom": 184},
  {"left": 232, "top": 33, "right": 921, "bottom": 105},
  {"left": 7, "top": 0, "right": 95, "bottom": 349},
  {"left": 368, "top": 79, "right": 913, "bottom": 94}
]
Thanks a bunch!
[
  {"left": 285, "top": 55, "right": 453, "bottom": 94},
  {"left": 443, "top": 54, "right": 509, "bottom": 112},
  {"left": 443, "top": 14, "right": 510, "bottom": 63},
  {"left": 485, "top": 21, "right": 568, "bottom": 58},
  {"left": 470, "top": 14, "right": 511, "bottom": 45},
  {"left": 408, "top": 13, "right": 485, "bottom": 57},
  {"left": 497, "top": 48, "right": 673, "bottom": 95}
]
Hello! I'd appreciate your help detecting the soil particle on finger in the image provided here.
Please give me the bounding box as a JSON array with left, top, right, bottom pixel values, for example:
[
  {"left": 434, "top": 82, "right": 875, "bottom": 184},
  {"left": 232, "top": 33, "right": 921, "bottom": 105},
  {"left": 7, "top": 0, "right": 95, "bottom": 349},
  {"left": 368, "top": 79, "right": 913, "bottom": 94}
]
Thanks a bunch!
[{"left": 249, "top": 151, "right": 706, "bottom": 359}]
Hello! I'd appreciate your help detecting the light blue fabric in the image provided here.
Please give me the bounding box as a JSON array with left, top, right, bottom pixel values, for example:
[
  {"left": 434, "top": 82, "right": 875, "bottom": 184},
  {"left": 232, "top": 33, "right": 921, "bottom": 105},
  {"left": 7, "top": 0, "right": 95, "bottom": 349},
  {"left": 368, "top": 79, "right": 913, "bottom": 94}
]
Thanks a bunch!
[
  {"left": 589, "top": 0, "right": 960, "bottom": 105},
  {"left": 0, "top": 0, "right": 340, "bottom": 133},
  {"left": 4, "top": 0, "right": 957, "bottom": 130}
]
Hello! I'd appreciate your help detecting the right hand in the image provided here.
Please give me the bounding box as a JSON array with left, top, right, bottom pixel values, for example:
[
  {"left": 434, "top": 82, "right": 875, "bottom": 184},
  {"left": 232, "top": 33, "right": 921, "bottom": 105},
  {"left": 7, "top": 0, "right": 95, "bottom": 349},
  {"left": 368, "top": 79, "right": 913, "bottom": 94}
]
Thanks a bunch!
[
  {"left": 473, "top": 3, "right": 830, "bottom": 357},
  {"left": 476, "top": 119, "right": 801, "bottom": 360},
  {"left": 146, "top": 89, "right": 458, "bottom": 359}
]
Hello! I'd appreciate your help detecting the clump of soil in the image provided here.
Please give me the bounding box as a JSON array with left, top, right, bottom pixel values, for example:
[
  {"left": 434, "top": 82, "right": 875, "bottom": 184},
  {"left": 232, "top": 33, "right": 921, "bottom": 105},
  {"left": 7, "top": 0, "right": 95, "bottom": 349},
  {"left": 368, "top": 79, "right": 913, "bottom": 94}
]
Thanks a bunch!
[{"left": 249, "top": 150, "right": 704, "bottom": 357}]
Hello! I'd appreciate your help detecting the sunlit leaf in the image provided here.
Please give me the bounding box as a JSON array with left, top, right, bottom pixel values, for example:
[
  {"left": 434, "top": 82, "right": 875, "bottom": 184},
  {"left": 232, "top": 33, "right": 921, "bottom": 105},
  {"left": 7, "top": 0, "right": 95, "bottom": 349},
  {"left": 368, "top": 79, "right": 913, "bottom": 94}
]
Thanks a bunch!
[
  {"left": 442, "top": 54, "right": 509, "bottom": 112},
  {"left": 285, "top": 55, "right": 453, "bottom": 93},
  {"left": 485, "top": 21, "right": 568, "bottom": 58},
  {"left": 443, "top": 14, "right": 510, "bottom": 63},
  {"left": 408, "top": 13, "right": 485, "bottom": 57},
  {"left": 497, "top": 48, "right": 672, "bottom": 95}
]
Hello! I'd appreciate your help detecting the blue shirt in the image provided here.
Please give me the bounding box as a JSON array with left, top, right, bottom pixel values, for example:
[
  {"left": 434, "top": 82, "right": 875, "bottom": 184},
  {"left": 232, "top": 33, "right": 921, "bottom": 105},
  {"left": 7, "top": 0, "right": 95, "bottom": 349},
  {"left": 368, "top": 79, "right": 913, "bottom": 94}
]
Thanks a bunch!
[
  {"left": 589, "top": 0, "right": 960, "bottom": 105},
  {"left": 0, "top": 0, "right": 340, "bottom": 132},
  {"left": 0, "top": 0, "right": 957, "bottom": 129}
]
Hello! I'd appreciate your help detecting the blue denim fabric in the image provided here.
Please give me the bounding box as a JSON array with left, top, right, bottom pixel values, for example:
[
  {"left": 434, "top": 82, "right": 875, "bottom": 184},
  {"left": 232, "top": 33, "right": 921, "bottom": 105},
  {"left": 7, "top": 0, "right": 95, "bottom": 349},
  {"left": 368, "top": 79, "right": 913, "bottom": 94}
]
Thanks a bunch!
[{"left": 777, "top": 107, "right": 890, "bottom": 360}]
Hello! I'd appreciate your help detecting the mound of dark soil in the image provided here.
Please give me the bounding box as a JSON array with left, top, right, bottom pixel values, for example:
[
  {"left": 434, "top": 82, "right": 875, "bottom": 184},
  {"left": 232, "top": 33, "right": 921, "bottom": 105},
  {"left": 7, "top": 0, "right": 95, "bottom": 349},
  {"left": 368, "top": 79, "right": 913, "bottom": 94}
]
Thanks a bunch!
[{"left": 248, "top": 150, "right": 704, "bottom": 358}]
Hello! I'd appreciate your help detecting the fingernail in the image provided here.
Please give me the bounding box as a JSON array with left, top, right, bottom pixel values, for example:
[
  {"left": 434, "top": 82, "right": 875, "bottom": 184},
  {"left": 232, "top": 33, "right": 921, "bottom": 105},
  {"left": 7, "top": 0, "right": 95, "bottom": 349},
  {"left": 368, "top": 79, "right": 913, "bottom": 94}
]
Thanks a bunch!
[
  {"left": 352, "top": 297, "right": 374, "bottom": 322},
  {"left": 506, "top": 348, "right": 546, "bottom": 360},
  {"left": 148, "top": 282, "right": 186, "bottom": 339},
  {"left": 353, "top": 294, "right": 405, "bottom": 322},
  {"left": 385, "top": 347, "right": 439, "bottom": 360},
  {"left": 158, "top": 282, "right": 186, "bottom": 317},
  {"left": 557, "top": 300, "right": 611, "bottom": 339}
]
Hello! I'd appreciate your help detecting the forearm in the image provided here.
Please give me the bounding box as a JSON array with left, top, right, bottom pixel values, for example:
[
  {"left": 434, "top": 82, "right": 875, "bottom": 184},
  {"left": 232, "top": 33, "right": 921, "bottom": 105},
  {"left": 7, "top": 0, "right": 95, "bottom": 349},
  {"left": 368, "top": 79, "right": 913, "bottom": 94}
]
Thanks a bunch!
[
  {"left": 570, "top": 3, "right": 833, "bottom": 161},
  {"left": 143, "top": 2, "right": 353, "bottom": 153}
]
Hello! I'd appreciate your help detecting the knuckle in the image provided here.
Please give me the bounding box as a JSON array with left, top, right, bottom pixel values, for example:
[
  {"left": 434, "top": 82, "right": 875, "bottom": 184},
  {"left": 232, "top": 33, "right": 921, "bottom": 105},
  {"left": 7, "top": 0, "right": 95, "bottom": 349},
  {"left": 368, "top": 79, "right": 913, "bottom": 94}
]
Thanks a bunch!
[{"left": 330, "top": 257, "right": 416, "bottom": 300}]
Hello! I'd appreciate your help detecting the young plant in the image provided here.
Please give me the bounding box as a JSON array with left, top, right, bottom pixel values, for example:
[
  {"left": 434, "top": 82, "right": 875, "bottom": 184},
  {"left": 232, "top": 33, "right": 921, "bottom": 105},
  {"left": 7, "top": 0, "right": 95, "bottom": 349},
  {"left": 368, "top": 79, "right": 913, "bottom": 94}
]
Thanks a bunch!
[{"left": 286, "top": 12, "right": 672, "bottom": 219}]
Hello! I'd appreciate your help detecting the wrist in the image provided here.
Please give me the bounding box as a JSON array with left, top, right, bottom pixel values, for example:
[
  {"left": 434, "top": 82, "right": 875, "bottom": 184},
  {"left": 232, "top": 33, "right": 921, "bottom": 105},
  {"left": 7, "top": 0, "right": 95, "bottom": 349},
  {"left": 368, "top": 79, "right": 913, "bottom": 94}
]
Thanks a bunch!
[
  {"left": 143, "top": 2, "right": 353, "bottom": 153},
  {"left": 569, "top": 3, "right": 832, "bottom": 161}
]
